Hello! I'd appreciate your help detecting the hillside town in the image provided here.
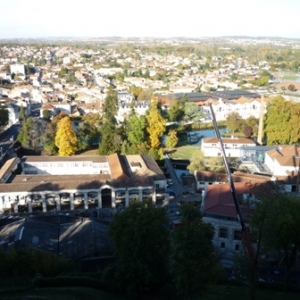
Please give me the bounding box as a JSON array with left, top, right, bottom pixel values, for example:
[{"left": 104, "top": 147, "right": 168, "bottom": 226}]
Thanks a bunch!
[{"left": 1, "top": 37, "right": 300, "bottom": 298}]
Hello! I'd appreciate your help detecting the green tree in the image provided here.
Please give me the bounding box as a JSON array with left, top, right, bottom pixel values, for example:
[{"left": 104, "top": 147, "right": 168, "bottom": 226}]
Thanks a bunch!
[
  {"left": 146, "top": 101, "right": 166, "bottom": 149},
  {"left": 167, "top": 100, "right": 185, "bottom": 122},
  {"left": 126, "top": 114, "right": 147, "bottom": 154},
  {"left": 98, "top": 122, "right": 122, "bottom": 155},
  {"left": 251, "top": 191, "right": 300, "bottom": 291},
  {"left": 55, "top": 116, "right": 78, "bottom": 156},
  {"left": 0, "top": 107, "right": 9, "bottom": 130},
  {"left": 41, "top": 113, "right": 67, "bottom": 155},
  {"left": 18, "top": 117, "right": 33, "bottom": 148},
  {"left": 183, "top": 102, "right": 203, "bottom": 123},
  {"left": 19, "top": 105, "right": 26, "bottom": 124},
  {"left": 98, "top": 87, "right": 122, "bottom": 155},
  {"left": 105, "top": 202, "right": 170, "bottom": 298},
  {"left": 171, "top": 203, "right": 221, "bottom": 298},
  {"left": 76, "top": 113, "right": 102, "bottom": 151},
  {"left": 226, "top": 111, "right": 242, "bottom": 137},
  {"left": 245, "top": 116, "right": 259, "bottom": 137},
  {"left": 264, "top": 96, "right": 300, "bottom": 145},
  {"left": 187, "top": 150, "right": 206, "bottom": 173},
  {"left": 165, "top": 129, "right": 178, "bottom": 149},
  {"left": 42, "top": 109, "right": 51, "bottom": 120}
]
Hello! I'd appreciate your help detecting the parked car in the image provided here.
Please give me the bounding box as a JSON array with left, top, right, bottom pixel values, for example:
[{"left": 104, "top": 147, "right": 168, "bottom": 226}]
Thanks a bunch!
[{"left": 167, "top": 179, "right": 174, "bottom": 186}]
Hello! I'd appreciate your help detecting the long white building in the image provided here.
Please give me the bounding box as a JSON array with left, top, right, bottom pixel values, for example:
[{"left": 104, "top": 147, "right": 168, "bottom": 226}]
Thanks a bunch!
[{"left": 0, "top": 154, "right": 168, "bottom": 214}]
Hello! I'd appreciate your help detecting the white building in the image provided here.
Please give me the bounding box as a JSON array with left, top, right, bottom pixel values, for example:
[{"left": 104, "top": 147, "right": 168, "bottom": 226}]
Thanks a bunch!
[
  {"left": 264, "top": 145, "right": 300, "bottom": 177},
  {"left": 0, "top": 154, "right": 168, "bottom": 214},
  {"left": 10, "top": 64, "right": 25, "bottom": 75},
  {"left": 201, "top": 137, "right": 256, "bottom": 157}
]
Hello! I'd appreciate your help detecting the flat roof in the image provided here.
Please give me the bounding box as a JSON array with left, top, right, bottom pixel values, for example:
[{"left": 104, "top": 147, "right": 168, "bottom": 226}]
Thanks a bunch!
[{"left": 23, "top": 156, "right": 108, "bottom": 163}]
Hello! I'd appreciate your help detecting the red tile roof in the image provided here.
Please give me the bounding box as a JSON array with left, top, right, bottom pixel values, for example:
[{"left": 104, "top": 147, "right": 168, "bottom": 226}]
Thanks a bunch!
[{"left": 203, "top": 182, "right": 251, "bottom": 218}]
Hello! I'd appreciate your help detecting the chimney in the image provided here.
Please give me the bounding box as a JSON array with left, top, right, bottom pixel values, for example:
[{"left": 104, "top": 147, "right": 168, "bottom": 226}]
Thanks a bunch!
[{"left": 257, "top": 95, "right": 265, "bottom": 145}]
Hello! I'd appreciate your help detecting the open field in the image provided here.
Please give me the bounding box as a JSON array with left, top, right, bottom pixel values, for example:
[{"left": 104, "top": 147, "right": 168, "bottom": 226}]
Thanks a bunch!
[
  {"left": 168, "top": 145, "right": 200, "bottom": 159},
  {"left": 79, "top": 145, "right": 200, "bottom": 160}
]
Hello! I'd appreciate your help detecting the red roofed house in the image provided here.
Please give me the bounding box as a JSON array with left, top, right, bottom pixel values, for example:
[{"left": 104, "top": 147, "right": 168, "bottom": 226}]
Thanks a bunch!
[{"left": 201, "top": 182, "right": 256, "bottom": 254}]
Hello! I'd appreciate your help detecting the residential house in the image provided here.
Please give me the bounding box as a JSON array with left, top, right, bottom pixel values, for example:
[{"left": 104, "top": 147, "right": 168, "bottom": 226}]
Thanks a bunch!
[
  {"left": 202, "top": 182, "right": 255, "bottom": 253},
  {"left": 264, "top": 145, "right": 300, "bottom": 177}
]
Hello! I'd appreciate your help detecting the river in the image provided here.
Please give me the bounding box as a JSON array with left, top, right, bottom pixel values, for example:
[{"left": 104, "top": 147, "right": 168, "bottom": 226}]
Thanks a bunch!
[{"left": 187, "top": 128, "right": 227, "bottom": 145}]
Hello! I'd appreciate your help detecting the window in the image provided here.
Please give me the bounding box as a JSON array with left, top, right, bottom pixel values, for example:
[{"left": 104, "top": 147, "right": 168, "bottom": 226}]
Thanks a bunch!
[
  {"left": 219, "top": 227, "right": 228, "bottom": 238},
  {"left": 235, "top": 244, "right": 240, "bottom": 251},
  {"left": 233, "top": 229, "right": 242, "bottom": 241},
  {"left": 221, "top": 242, "right": 225, "bottom": 248}
]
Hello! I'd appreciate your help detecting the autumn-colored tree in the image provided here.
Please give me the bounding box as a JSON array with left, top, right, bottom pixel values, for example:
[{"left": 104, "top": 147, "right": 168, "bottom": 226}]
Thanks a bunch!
[
  {"left": 245, "top": 116, "right": 259, "bottom": 136},
  {"left": 146, "top": 101, "right": 166, "bottom": 149},
  {"left": 287, "top": 84, "right": 296, "bottom": 91},
  {"left": 128, "top": 85, "right": 143, "bottom": 100},
  {"left": 55, "top": 116, "right": 78, "bottom": 156},
  {"left": 165, "top": 129, "right": 178, "bottom": 149},
  {"left": 226, "top": 111, "right": 242, "bottom": 137},
  {"left": 243, "top": 124, "right": 253, "bottom": 138},
  {"left": 137, "top": 88, "right": 154, "bottom": 101}
]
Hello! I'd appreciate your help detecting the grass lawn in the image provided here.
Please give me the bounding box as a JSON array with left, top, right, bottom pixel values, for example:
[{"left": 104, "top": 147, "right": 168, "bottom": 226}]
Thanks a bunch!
[
  {"left": 283, "top": 75, "right": 298, "bottom": 81},
  {"left": 78, "top": 149, "right": 98, "bottom": 155},
  {"left": 168, "top": 145, "right": 200, "bottom": 159}
]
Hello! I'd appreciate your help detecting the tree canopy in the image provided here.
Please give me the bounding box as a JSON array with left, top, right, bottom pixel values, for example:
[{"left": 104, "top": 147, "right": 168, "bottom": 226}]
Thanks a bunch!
[
  {"left": 226, "top": 111, "right": 242, "bottom": 137},
  {"left": 55, "top": 116, "right": 78, "bottom": 156},
  {"left": 106, "top": 202, "right": 170, "bottom": 298},
  {"left": 264, "top": 96, "right": 300, "bottom": 145},
  {"left": 165, "top": 129, "right": 178, "bottom": 149},
  {"left": 0, "top": 107, "right": 9, "bottom": 130},
  {"left": 250, "top": 183, "right": 300, "bottom": 291},
  {"left": 98, "top": 87, "right": 122, "bottom": 155},
  {"left": 171, "top": 203, "right": 221, "bottom": 298},
  {"left": 183, "top": 102, "right": 203, "bottom": 123},
  {"left": 146, "top": 101, "right": 166, "bottom": 149}
]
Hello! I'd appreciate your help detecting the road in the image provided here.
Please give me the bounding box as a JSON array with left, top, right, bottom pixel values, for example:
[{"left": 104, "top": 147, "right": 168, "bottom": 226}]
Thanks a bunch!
[{"left": 0, "top": 123, "right": 20, "bottom": 166}]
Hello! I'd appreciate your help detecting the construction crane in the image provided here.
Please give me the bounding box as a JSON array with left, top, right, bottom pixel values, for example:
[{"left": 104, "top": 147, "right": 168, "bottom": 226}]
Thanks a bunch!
[{"left": 208, "top": 103, "right": 255, "bottom": 261}]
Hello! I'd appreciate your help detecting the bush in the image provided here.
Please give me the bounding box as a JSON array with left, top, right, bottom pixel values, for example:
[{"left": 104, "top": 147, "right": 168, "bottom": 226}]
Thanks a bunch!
[{"left": 35, "top": 275, "right": 111, "bottom": 291}]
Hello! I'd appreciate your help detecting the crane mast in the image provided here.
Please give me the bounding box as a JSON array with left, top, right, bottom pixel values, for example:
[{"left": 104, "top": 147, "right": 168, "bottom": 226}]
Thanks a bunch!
[{"left": 208, "top": 103, "right": 246, "bottom": 232}]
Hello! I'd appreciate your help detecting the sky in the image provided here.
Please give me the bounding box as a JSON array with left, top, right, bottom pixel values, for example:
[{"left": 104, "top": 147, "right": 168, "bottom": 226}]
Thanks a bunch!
[{"left": 0, "top": 0, "right": 299, "bottom": 39}]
